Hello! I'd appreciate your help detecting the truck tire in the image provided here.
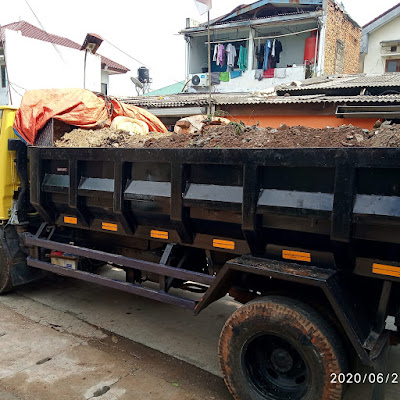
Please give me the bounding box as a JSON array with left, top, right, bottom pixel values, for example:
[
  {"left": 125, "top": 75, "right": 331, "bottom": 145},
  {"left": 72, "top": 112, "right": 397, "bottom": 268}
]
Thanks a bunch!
[
  {"left": 218, "top": 296, "right": 347, "bottom": 400},
  {"left": 0, "top": 238, "right": 13, "bottom": 294}
]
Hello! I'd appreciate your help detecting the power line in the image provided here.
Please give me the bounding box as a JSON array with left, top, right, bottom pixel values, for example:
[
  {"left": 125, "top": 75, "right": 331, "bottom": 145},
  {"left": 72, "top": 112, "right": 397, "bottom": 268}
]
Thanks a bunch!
[
  {"left": 24, "top": 0, "right": 64, "bottom": 61},
  {"left": 102, "top": 37, "right": 149, "bottom": 69}
]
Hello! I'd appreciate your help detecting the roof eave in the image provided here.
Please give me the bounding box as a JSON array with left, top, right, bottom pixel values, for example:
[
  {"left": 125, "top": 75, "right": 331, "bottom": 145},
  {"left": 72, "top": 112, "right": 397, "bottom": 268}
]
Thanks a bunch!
[
  {"left": 218, "top": 0, "right": 323, "bottom": 23},
  {"left": 180, "top": 10, "right": 322, "bottom": 35}
]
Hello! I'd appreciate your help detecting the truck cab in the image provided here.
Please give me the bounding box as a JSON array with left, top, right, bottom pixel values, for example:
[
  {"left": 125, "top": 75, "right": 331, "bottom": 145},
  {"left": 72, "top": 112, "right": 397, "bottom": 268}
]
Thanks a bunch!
[{"left": 0, "top": 106, "right": 19, "bottom": 221}]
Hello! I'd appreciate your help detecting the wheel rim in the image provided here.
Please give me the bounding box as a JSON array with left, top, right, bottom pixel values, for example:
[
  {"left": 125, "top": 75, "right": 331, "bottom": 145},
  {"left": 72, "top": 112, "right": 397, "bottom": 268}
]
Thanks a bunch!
[{"left": 242, "top": 333, "right": 309, "bottom": 400}]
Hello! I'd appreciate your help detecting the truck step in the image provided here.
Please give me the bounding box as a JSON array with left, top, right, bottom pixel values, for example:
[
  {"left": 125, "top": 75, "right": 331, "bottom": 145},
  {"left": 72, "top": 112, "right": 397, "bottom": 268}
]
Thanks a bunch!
[{"left": 27, "top": 257, "right": 197, "bottom": 310}]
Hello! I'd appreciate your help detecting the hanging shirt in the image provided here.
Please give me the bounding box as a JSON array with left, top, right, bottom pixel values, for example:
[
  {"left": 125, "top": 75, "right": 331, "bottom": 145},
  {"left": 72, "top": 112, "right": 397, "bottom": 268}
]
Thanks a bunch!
[
  {"left": 217, "top": 44, "right": 225, "bottom": 67},
  {"left": 225, "top": 43, "right": 237, "bottom": 68},
  {"left": 275, "top": 40, "right": 283, "bottom": 64},
  {"left": 238, "top": 46, "right": 248, "bottom": 71}
]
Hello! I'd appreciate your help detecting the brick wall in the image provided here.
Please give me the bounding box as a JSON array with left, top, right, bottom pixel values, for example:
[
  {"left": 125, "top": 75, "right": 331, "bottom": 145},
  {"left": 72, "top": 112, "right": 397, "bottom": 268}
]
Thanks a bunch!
[{"left": 323, "top": 0, "right": 361, "bottom": 75}]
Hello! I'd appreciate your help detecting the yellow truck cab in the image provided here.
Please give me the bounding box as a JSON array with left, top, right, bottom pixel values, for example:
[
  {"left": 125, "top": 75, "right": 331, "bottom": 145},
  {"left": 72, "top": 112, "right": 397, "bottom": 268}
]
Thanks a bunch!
[{"left": 0, "top": 106, "right": 19, "bottom": 221}]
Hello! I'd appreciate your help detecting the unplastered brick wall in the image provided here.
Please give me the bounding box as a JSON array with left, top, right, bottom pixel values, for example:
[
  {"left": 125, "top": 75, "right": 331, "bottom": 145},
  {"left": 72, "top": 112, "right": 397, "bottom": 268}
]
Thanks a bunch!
[{"left": 323, "top": 0, "right": 361, "bottom": 75}]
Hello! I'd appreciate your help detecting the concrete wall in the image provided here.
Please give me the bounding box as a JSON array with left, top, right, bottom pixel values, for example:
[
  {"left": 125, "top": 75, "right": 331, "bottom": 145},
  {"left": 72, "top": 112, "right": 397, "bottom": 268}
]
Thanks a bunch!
[
  {"left": 187, "top": 65, "right": 305, "bottom": 93},
  {"left": 323, "top": 0, "right": 361, "bottom": 74},
  {"left": 363, "top": 15, "right": 400, "bottom": 75},
  {"left": 188, "top": 36, "right": 209, "bottom": 74},
  {"left": 3, "top": 29, "right": 102, "bottom": 107}
]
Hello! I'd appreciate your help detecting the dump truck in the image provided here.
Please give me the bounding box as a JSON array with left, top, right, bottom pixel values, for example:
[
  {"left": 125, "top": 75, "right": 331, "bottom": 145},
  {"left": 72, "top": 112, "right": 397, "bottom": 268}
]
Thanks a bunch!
[{"left": 1, "top": 104, "right": 399, "bottom": 400}]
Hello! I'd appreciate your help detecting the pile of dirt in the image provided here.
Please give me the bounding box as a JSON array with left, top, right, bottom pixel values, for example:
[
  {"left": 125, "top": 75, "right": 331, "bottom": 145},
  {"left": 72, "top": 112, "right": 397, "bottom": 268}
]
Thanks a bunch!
[
  {"left": 54, "top": 127, "right": 169, "bottom": 148},
  {"left": 54, "top": 121, "right": 400, "bottom": 149}
]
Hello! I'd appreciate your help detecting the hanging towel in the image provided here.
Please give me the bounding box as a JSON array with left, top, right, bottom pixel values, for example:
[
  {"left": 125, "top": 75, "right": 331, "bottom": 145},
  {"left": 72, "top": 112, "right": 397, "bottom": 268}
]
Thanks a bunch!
[
  {"left": 211, "top": 72, "right": 221, "bottom": 85},
  {"left": 219, "top": 71, "right": 230, "bottom": 82},
  {"left": 230, "top": 70, "right": 242, "bottom": 79},
  {"left": 238, "top": 46, "right": 248, "bottom": 71},
  {"left": 263, "top": 68, "right": 275, "bottom": 78},
  {"left": 254, "top": 69, "right": 264, "bottom": 81},
  {"left": 275, "top": 68, "right": 286, "bottom": 79}
]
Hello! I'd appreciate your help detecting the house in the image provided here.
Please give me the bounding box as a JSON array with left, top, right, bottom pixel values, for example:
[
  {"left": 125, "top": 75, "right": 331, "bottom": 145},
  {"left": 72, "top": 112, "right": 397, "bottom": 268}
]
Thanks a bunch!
[
  {"left": 180, "top": 0, "right": 361, "bottom": 93},
  {"left": 360, "top": 3, "right": 400, "bottom": 74},
  {"left": 119, "top": 74, "right": 400, "bottom": 130},
  {"left": 0, "top": 21, "right": 129, "bottom": 106}
]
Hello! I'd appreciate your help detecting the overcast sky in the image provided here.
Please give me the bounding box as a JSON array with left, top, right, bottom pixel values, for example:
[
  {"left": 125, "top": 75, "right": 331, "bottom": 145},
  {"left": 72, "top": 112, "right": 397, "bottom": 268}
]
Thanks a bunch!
[{"left": 1, "top": 0, "right": 399, "bottom": 96}]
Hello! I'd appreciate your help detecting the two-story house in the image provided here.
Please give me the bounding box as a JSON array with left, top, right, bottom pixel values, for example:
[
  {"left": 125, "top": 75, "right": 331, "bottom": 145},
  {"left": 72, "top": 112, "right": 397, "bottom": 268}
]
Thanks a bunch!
[
  {"left": 180, "top": 0, "right": 361, "bottom": 93},
  {"left": 360, "top": 3, "right": 400, "bottom": 74}
]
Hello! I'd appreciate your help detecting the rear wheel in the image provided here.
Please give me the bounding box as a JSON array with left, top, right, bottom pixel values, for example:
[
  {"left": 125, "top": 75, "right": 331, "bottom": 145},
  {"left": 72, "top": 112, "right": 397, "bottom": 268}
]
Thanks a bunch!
[
  {"left": 0, "top": 233, "right": 13, "bottom": 294},
  {"left": 218, "top": 296, "right": 348, "bottom": 400}
]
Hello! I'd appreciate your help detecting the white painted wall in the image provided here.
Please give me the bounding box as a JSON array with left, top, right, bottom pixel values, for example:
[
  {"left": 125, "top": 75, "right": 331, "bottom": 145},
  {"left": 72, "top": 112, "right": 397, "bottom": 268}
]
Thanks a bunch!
[
  {"left": 363, "top": 15, "right": 400, "bottom": 75},
  {"left": 3, "top": 29, "right": 102, "bottom": 106},
  {"left": 187, "top": 65, "right": 306, "bottom": 93}
]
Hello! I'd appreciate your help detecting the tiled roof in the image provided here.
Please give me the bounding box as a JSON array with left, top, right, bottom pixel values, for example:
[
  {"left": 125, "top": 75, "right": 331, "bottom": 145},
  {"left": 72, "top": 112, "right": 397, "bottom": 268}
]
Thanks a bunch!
[
  {"left": 0, "top": 21, "right": 129, "bottom": 74},
  {"left": 118, "top": 92, "right": 400, "bottom": 108},
  {"left": 363, "top": 2, "right": 400, "bottom": 28}
]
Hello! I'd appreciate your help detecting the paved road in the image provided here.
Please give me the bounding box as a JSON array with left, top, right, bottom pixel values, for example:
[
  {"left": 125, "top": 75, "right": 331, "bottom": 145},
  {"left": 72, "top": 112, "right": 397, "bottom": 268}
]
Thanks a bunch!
[
  {"left": 1, "top": 270, "right": 399, "bottom": 399},
  {"left": 0, "top": 299, "right": 230, "bottom": 400}
]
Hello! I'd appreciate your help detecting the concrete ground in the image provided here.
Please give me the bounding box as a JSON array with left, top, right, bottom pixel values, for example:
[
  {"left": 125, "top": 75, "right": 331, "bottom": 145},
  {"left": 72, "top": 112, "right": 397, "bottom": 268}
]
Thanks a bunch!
[{"left": 0, "top": 271, "right": 399, "bottom": 399}]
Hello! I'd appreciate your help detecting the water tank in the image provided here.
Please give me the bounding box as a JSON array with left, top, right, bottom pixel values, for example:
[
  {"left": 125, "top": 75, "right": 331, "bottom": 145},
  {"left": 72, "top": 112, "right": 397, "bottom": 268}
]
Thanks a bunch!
[
  {"left": 138, "top": 67, "right": 150, "bottom": 83},
  {"left": 304, "top": 31, "right": 318, "bottom": 65}
]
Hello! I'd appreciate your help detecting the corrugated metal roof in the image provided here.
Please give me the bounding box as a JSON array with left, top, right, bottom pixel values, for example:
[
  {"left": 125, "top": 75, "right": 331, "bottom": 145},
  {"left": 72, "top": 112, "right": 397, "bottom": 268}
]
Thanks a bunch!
[
  {"left": 276, "top": 74, "right": 400, "bottom": 93},
  {"left": 119, "top": 92, "right": 400, "bottom": 108},
  {"left": 0, "top": 21, "right": 129, "bottom": 74}
]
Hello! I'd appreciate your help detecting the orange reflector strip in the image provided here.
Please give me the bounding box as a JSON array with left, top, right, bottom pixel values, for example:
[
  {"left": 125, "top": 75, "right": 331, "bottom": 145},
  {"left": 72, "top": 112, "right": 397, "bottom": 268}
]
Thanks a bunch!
[
  {"left": 151, "top": 230, "right": 169, "bottom": 240},
  {"left": 213, "top": 239, "right": 235, "bottom": 250},
  {"left": 282, "top": 250, "right": 311, "bottom": 262},
  {"left": 102, "top": 222, "right": 118, "bottom": 232},
  {"left": 64, "top": 216, "right": 77, "bottom": 225},
  {"left": 373, "top": 263, "right": 400, "bottom": 278}
]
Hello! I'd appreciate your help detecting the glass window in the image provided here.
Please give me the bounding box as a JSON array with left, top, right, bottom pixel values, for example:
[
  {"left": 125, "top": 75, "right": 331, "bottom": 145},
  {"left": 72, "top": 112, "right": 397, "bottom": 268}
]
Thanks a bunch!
[
  {"left": 1, "top": 65, "right": 6, "bottom": 88},
  {"left": 386, "top": 60, "right": 400, "bottom": 73}
]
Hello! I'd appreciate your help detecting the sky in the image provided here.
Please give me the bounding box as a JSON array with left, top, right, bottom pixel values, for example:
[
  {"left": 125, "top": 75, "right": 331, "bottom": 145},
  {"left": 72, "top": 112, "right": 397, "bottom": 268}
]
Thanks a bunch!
[{"left": 1, "top": 0, "right": 399, "bottom": 96}]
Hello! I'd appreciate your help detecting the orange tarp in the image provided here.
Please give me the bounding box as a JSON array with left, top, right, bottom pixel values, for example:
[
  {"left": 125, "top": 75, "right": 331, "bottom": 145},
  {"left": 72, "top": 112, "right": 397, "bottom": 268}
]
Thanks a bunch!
[{"left": 13, "top": 88, "right": 168, "bottom": 145}]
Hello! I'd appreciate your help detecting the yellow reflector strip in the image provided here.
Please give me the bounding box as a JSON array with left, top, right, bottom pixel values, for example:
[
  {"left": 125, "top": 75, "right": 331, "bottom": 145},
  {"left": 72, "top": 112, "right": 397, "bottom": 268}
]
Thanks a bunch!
[
  {"left": 373, "top": 263, "right": 400, "bottom": 278},
  {"left": 282, "top": 250, "right": 311, "bottom": 262},
  {"left": 64, "top": 216, "right": 77, "bottom": 225},
  {"left": 102, "top": 222, "right": 118, "bottom": 232},
  {"left": 213, "top": 239, "right": 235, "bottom": 250},
  {"left": 151, "top": 230, "right": 169, "bottom": 240}
]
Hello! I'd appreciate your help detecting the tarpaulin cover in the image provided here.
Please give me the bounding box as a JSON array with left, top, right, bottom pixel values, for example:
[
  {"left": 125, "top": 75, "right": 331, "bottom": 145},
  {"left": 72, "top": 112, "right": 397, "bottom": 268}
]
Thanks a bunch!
[{"left": 13, "top": 88, "right": 168, "bottom": 145}]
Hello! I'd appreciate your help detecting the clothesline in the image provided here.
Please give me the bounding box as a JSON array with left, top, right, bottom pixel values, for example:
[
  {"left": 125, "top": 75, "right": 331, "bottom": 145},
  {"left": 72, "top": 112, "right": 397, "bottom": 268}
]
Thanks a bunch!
[
  {"left": 206, "top": 27, "right": 317, "bottom": 45},
  {"left": 253, "top": 28, "right": 317, "bottom": 41},
  {"left": 207, "top": 37, "right": 249, "bottom": 45}
]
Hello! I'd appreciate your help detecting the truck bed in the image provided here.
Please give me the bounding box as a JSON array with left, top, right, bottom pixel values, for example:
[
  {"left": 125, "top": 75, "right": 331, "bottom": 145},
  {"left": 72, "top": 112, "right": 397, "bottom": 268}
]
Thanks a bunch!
[{"left": 28, "top": 146, "right": 400, "bottom": 274}]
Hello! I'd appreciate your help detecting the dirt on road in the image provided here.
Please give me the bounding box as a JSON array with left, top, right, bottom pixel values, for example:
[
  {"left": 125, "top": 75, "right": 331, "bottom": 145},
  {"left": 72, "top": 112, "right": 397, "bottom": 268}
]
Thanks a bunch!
[
  {"left": 54, "top": 121, "right": 400, "bottom": 149},
  {"left": 0, "top": 302, "right": 230, "bottom": 400}
]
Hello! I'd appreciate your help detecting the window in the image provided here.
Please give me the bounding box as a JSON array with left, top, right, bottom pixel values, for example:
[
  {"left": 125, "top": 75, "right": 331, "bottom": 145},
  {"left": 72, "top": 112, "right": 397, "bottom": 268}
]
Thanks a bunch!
[
  {"left": 101, "top": 83, "right": 108, "bottom": 95},
  {"left": 391, "top": 46, "right": 398, "bottom": 53},
  {"left": 1, "top": 65, "right": 6, "bottom": 88},
  {"left": 334, "top": 40, "right": 345, "bottom": 74},
  {"left": 386, "top": 59, "right": 400, "bottom": 73}
]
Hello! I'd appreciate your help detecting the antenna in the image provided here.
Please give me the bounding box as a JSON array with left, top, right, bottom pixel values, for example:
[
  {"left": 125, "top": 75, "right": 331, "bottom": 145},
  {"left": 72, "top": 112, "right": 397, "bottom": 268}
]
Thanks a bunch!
[{"left": 130, "top": 76, "right": 144, "bottom": 96}]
